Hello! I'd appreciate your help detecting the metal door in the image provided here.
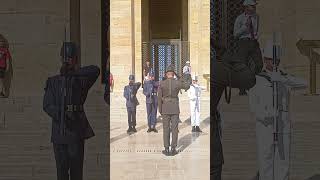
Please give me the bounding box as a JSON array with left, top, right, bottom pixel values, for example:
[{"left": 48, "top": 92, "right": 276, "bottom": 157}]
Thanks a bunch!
[{"left": 142, "top": 40, "right": 187, "bottom": 81}]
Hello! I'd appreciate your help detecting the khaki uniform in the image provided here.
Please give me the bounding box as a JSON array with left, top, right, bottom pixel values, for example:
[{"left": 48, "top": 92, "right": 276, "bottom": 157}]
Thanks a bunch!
[{"left": 158, "top": 73, "right": 191, "bottom": 149}]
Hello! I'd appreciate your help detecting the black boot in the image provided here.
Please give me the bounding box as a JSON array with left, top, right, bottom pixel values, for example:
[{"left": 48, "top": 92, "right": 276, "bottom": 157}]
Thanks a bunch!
[
  {"left": 162, "top": 147, "right": 170, "bottom": 156},
  {"left": 147, "top": 127, "right": 152, "bottom": 133},
  {"left": 171, "top": 147, "right": 178, "bottom": 156},
  {"left": 192, "top": 126, "right": 196, "bottom": 132},
  {"left": 132, "top": 126, "right": 137, "bottom": 132},
  {"left": 153, "top": 128, "right": 158, "bottom": 133},
  {"left": 127, "top": 127, "right": 132, "bottom": 133},
  {"left": 196, "top": 126, "right": 202, "bottom": 132}
]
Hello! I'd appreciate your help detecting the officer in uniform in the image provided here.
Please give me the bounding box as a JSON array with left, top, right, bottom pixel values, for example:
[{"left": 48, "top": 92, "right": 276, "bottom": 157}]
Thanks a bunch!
[
  {"left": 158, "top": 64, "right": 192, "bottom": 156},
  {"left": 249, "top": 40, "right": 307, "bottom": 180},
  {"left": 43, "top": 42, "right": 100, "bottom": 180},
  {"left": 188, "top": 75, "right": 203, "bottom": 132},
  {"left": 143, "top": 71, "right": 159, "bottom": 133},
  {"left": 234, "top": 0, "right": 261, "bottom": 96},
  {"left": 124, "top": 75, "right": 141, "bottom": 133},
  {"left": 183, "top": 61, "right": 191, "bottom": 75}
]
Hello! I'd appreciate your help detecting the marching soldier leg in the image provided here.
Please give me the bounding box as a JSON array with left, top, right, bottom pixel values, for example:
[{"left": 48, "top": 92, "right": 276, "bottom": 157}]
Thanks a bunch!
[
  {"left": 127, "top": 108, "right": 132, "bottom": 128},
  {"left": 53, "top": 144, "right": 70, "bottom": 180},
  {"left": 146, "top": 103, "right": 152, "bottom": 128},
  {"left": 256, "top": 121, "right": 274, "bottom": 180},
  {"left": 276, "top": 114, "right": 291, "bottom": 180},
  {"left": 69, "top": 141, "right": 84, "bottom": 180},
  {"left": 171, "top": 115, "right": 180, "bottom": 149},
  {"left": 162, "top": 115, "right": 171, "bottom": 148},
  {"left": 132, "top": 108, "right": 137, "bottom": 131},
  {"left": 190, "top": 103, "right": 196, "bottom": 127}
]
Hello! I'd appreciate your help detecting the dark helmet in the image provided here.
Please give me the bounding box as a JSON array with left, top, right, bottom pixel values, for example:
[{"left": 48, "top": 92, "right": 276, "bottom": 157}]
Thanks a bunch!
[
  {"left": 60, "top": 42, "right": 77, "bottom": 64},
  {"left": 129, "top": 75, "right": 135, "bottom": 81},
  {"left": 165, "top": 64, "right": 175, "bottom": 73}
]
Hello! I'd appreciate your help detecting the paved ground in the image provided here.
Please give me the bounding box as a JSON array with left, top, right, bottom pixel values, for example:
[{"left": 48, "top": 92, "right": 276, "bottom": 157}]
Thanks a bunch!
[
  {"left": 110, "top": 89, "right": 210, "bottom": 180},
  {"left": 219, "top": 89, "right": 320, "bottom": 180},
  {"left": 0, "top": 85, "right": 108, "bottom": 180}
]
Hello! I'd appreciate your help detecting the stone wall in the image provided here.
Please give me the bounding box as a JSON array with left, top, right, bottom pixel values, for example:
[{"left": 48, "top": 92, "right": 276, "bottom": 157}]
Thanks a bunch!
[{"left": 258, "top": 0, "right": 320, "bottom": 91}]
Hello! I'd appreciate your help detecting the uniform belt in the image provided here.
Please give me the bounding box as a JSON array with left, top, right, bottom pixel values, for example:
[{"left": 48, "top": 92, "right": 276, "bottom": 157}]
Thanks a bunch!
[
  {"left": 162, "top": 97, "right": 178, "bottom": 102},
  {"left": 239, "top": 37, "right": 257, "bottom": 41},
  {"left": 66, "top": 105, "right": 84, "bottom": 112}
]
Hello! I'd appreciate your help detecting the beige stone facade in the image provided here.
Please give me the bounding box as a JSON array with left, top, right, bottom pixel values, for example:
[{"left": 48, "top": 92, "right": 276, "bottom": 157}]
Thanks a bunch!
[{"left": 110, "top": 0, "right": 210, "bottom": 91}]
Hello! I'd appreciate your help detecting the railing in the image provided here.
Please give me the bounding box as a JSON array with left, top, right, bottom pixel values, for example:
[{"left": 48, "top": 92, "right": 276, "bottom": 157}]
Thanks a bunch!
[{"left": 296, "top": 39, "right": 320, "bottom": 95}]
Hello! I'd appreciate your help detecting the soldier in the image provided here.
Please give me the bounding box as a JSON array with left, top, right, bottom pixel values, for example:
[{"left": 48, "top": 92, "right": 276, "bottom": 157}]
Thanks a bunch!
[
  {"left": 43, "top": 42, "right": 100, "bottom": 180},
  {"left": 234, "top": 0, "right": 261, "bottom": 97},
  {"left": 143, "top": 72, "right": 159, "bottom": 133},
  {"left": 234, "top": 0, "right": 261, "bottom": 64},
  {"left": 183, "top": 61, "right": 191, "bottom": 75},
  {"left": 249, "top": 40, "right": 307, "bottom": 180},
  {"left": 124, "top": 75, "right": 141, "bottom": 133},
  {"left": 158, "top": 64, "right": 192, "bottom": 156},
  {"left": 188, "top": 75, "right": 204, "bottom": 132}
]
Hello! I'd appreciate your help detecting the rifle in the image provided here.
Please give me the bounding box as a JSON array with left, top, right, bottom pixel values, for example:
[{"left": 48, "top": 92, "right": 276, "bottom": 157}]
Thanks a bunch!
[
  {"left": 272, "top": 32, "right": 281, "bottom": 180},
  {"left": 60, "top": 27, "right": 67, "bottom": 136}
]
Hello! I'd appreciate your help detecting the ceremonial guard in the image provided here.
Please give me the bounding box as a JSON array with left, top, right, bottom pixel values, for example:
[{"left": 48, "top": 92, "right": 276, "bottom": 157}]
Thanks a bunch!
[
  {"left": 143, "top": 72, "right": 159, "bottom": 133},
  {"left": 43, "top": 42, "right": 100, "bottom": 180},
  {"left": 158, "top": 64, "right": 192, "bottom": 156},
  {"left": 182, "top": 61, "right": 191, "bottom": 75},
  {"left": 188, "top": 75, "right": 203, "bottom": 132},
  {"left": 124, "top": 75, "right": 141, "bottom": 133},
  {"left": 249, "top": 40, "right": 307, "bottom": 180}
]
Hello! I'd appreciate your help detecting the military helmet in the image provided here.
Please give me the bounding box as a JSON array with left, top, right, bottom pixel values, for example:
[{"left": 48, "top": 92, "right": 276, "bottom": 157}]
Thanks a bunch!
[
  {"left": 192, "top": 75, "right": 198, "bottom": 81},
  {"left": 243, "top": 0, "right": 257, "bottom": 6},
  {"left": 129, "top": 74, "right": 135, "bottom": 80},
  {"left": 60, "top": 42, "right": 77, "bottom": 63},
  {"left": 165, "top": 64, "right": 175, "bottom": 73}
]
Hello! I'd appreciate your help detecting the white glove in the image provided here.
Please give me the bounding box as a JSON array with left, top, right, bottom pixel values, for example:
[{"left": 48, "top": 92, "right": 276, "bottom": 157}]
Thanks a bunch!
[{"left": 270, "top": 71, "right": 282, "bottom": 82}]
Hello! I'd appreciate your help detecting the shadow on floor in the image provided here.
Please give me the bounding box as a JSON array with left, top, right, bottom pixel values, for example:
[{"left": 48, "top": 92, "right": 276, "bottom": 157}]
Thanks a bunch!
[
  {"left": 177, "top": 117, "right": 210, "bottom": 153},
  {"left": 305, "top": 174, "right": 320, "bottom": 180}
]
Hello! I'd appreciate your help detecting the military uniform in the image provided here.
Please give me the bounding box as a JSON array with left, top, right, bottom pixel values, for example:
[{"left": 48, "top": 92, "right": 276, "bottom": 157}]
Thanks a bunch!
[
  {"left": 249, "top": 40, "right": 307, "bottom": 180},
  {"left": 188, "top": 75, "right": 203, "bottom": 132},
  {"left": 143, "top": 73, "right": 159, "bottom": 132},
  {"left": 123, "top": 75, "right": 141, "bottom": 133},
  {"left": 43, "top": 64, "right": 100, "bottom": 180},
  {"left": 183, "top": 61, "right": 191, "bottom": 75},
  {"left": 158, "top": 65, "right": 192, "bottom": 155}
]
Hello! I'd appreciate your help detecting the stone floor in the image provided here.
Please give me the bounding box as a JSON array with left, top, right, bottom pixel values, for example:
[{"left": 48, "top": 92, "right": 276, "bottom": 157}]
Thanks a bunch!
[
  {"left": 110, "top": 89, "right": 211, "bottom": 180},
  {"left": 219, "top": 89, "right": 320, "bottom": 180}
]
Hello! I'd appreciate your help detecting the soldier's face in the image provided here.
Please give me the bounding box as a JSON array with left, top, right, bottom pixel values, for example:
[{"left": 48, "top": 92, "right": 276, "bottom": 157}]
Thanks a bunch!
[
  {"left": 129, "top": 80, "right": 134, "bottom": 84},
  {"left": 166, "top": 72, "right": 174, "bottom": 78},
  {"left": 146, "top": 61, "right": 150, "bottom": 66},
  {"left": 193, "top": 80, "right": 197, "bottom": 84}
]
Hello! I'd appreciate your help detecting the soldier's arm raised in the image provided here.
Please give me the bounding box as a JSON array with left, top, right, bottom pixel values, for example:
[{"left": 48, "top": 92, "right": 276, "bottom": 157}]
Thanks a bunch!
[
  {"left": 43, "top": 79, "right": 59, "bottom": 121},
  {"left": 179, "top": 74, "right": 192, "bottom": 90},
  {"left": 77, "top": 65, "right": 101, "bottom": 89}
]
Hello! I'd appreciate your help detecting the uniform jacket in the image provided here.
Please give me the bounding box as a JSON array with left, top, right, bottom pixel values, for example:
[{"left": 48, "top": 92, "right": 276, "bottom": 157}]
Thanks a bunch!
[
  {"left": 188, "top": 83, "right": 202, "bottom": 111},
  {"left": 158, "top": 74, "right": 192, "bottom": 114},
  {"left": 124, "top": 82, "right": 141, "bottom": 108},
  {"left": 143, "top": 80, "right": 159, "bottom": 104},
  {"left": 43, "top": 65, "right": 100, "bottom": 144},
  {"left": 249, "top": 69, "right": 307, "bottom": 123}
]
